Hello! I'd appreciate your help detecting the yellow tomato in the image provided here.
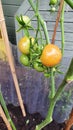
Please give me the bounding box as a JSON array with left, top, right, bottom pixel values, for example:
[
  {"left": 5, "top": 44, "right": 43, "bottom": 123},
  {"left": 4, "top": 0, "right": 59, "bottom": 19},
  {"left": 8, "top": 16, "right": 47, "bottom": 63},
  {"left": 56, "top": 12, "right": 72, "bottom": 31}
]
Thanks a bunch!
[{"left": 18, "top": 36, "right": 30, "bottom": 54}]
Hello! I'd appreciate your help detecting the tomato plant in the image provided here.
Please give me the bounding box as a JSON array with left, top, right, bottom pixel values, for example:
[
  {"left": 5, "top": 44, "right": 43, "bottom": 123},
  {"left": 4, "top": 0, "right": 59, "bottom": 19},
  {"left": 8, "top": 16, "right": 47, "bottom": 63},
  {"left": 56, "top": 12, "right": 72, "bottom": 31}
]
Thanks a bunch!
[
  {"left": 40, "top": 44, "right": 62, "bottom": 67},
  {"left": 18, "top": 36, "right": 30, "bottom": 54},
  {"left": 16, "top": 0, "right": 73, "bottom": 130}
]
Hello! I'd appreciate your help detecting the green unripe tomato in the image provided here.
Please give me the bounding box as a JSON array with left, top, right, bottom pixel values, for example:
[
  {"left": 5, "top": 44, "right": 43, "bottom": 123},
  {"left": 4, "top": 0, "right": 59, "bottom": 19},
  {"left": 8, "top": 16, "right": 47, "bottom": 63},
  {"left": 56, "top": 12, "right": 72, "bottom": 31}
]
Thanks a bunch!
[
  {"left": 20, "top": 54, "right": 29, "bottom": 66},
  {"left": 33, "top": 62, "right": 44, "bottom": 72},
  {"left": 49, "top": 0, "right": 57, "bottom": 5}
]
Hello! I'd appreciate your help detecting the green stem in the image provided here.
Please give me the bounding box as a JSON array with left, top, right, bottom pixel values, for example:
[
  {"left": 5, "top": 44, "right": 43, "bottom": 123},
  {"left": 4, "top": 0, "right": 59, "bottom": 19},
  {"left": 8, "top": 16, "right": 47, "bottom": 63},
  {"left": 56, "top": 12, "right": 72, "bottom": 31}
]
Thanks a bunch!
[
  {"left": 0, "top": 86, "right": 16, "bottom": 130},
  {"left": 39, "top": 25, "right": 43, "bottom": 44},
  {"left": 50, "top": 68, "right": 55, "bottom": 99},
  {"left": 60, "top": 2, "right": 65, "bottom": 55},
  {"left": 36, "top": 99, "right": 55, "bottom": 130},
  {"left": 34, "top": 0, "right": 43, "bottom": 44},
  {"left": 64, "top": 0, "right": 73, "bottom": 9},
  {"left": 36, "top": 0, "right": 39, "bottom": 12},
  {"left": 35, "top": 67, "right": 56, "bottom": 130},
  {"left": 28, "top": 0, "right": 50, "bottom": 44},
  {"left": 35, "top": 1, "right": 41, "bottom": 40},
  {"left": 36, "top": 17, "right": 43, "bottom": 44},
  {"left": 24, "top": 28, "right": 30, "bottom": 37},
  {"left": 35, "top": 17, "right": 40, "bottom": 38}
]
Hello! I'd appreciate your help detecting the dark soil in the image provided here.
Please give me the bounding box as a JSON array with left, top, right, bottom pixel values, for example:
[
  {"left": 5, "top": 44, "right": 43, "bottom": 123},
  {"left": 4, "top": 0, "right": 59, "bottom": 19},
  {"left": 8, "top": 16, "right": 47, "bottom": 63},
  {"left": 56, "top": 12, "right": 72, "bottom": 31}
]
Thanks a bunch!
[{"left": 0, "top": 104, "right": 65, "bottom": 130}]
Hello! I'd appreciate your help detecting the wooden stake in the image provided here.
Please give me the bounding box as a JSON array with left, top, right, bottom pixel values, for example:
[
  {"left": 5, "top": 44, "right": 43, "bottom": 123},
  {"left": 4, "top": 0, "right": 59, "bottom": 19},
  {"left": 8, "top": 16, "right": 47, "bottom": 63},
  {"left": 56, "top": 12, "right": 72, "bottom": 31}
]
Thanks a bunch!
[
  {"left": 51, "top": 0, "right": 64, "bottom": 44},
  {"left": 64, "top": 109, "right": 73, "bottom": 130},
  {"left": 0, "top": 29, "right": 2, "bottom": 38},
  {"left": 0, "top": 105, "right": 12, "bottom": 130},
  {"left": 0, "top": 0, "right": 26, "bottom": 117}
]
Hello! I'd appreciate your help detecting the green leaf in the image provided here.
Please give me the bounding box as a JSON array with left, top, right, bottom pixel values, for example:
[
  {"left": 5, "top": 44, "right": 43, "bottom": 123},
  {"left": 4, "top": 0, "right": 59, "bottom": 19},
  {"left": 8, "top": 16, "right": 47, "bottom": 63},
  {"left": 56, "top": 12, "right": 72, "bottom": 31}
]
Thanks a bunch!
[
  {"left": 57, "top": 70, "right": 64, "bottom": 74},
  {"left": 44, "top": 72, "right": 51, "bottom": 78},
  {"left": 16, "top": 26, "right": 23, "bottom": 32},
  {"left": 66, "top": 58, "right": 73, "bottom": 82}
]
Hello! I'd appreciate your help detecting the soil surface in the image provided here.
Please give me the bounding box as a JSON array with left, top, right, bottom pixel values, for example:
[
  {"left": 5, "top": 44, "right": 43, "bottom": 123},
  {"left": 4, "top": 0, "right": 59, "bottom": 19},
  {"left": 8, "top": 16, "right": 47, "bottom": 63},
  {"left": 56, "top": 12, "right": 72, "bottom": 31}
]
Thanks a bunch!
[{"left": 0, "top": 104, "right": 65, "bottom": 130}]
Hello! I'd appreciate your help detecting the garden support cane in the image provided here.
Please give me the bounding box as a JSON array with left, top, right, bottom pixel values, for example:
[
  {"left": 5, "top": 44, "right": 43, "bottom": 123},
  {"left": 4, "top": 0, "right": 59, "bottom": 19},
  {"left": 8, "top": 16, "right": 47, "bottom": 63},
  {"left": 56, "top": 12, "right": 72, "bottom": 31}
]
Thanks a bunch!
[
  {"left": 52, "top": 0, "right": 64, "bottom": 44},
  {"left": 0, "top": 105, "right": 12, "bottom": 130},
  {"left": 0, "top": 0, "right": 26, "bottom": 117},
  {"left": 64, "top": 109, "right": 73, "bottom": 130}
]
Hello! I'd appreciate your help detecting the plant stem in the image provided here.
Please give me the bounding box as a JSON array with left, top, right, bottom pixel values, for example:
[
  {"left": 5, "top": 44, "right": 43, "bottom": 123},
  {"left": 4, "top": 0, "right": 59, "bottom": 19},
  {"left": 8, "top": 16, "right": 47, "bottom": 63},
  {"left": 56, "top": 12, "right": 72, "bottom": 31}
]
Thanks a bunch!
[
  {"left": 35, "top": 99, "right": 55, "bottom": 130},
  {"left": 35, "top": 67, "right": 56, "bottom": 130},
  {"left": 36, "top": 19, "right": 43, "bottom": 43},
  {"left": 36, "top": 0, "right": 39, "bottom": 12},
  {"left": 0, "top": 87, "right": 16, "bottom": 130},
  {"left": 24, "top": 28, "right": 30, "bottom": 37},
  {"left": 36, "top": 16, "right": 43, "bottom": 44},
  {"left": 64, "top": 0, "right": 73, "bottom": 9},
  {"left": 50, "top": 68, "right": 55, "bottom": 99},
  {"left": 35, "top": 0, "right": 43, "bottom": 43},
  {"left": 60, "top": 2, "right": 65, "bottom": 55},
  {"left": 28, "top": 0, "right": 50, "bottom": 44}
]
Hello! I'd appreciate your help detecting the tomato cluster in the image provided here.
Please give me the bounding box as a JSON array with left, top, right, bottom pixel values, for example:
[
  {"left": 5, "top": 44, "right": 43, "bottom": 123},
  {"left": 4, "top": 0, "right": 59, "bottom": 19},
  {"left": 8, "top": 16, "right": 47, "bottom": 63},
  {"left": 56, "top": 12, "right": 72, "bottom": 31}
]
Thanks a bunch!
[
  {"left": 18, "top": 36, "right": 62, "bottom": 76},
  {"left": 17, "top": 15, "right": 62, "bottom": 77},
  {"left": 18, "top": 36, "right": 45, "bottom": 72}
]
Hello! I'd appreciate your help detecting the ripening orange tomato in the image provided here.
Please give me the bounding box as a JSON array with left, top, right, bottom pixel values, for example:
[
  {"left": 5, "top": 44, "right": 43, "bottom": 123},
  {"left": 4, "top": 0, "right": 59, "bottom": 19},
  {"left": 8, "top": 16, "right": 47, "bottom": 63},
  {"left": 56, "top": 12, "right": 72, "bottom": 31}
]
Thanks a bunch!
[{"left": 40, "top": 44, "right": 62, "bottom": 67}]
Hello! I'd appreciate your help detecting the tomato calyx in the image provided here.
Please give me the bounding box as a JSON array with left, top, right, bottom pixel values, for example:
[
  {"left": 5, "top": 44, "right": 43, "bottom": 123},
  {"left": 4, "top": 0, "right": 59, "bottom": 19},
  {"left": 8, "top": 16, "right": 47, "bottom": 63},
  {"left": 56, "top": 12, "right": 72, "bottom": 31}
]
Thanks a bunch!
[
  {"left": 16, "top": 15, "right": 34, "bottom": 35},
  {"left": 16, "top": 15, "right": 31, "bottom": 28}
]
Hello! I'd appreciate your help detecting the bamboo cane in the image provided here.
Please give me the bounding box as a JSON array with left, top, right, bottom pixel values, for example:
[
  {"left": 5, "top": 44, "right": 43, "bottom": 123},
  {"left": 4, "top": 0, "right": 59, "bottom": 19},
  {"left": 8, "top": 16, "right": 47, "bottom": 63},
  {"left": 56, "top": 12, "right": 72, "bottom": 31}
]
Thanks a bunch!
[
  {"left": 51, "top": 0, "right": 64, "bottom": 44},
  {"left": 0, "top": 105, "right": 12, "bottom": 130},
  {"left": 0, "top": 0, "right": 26, "bottom": 117}
]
